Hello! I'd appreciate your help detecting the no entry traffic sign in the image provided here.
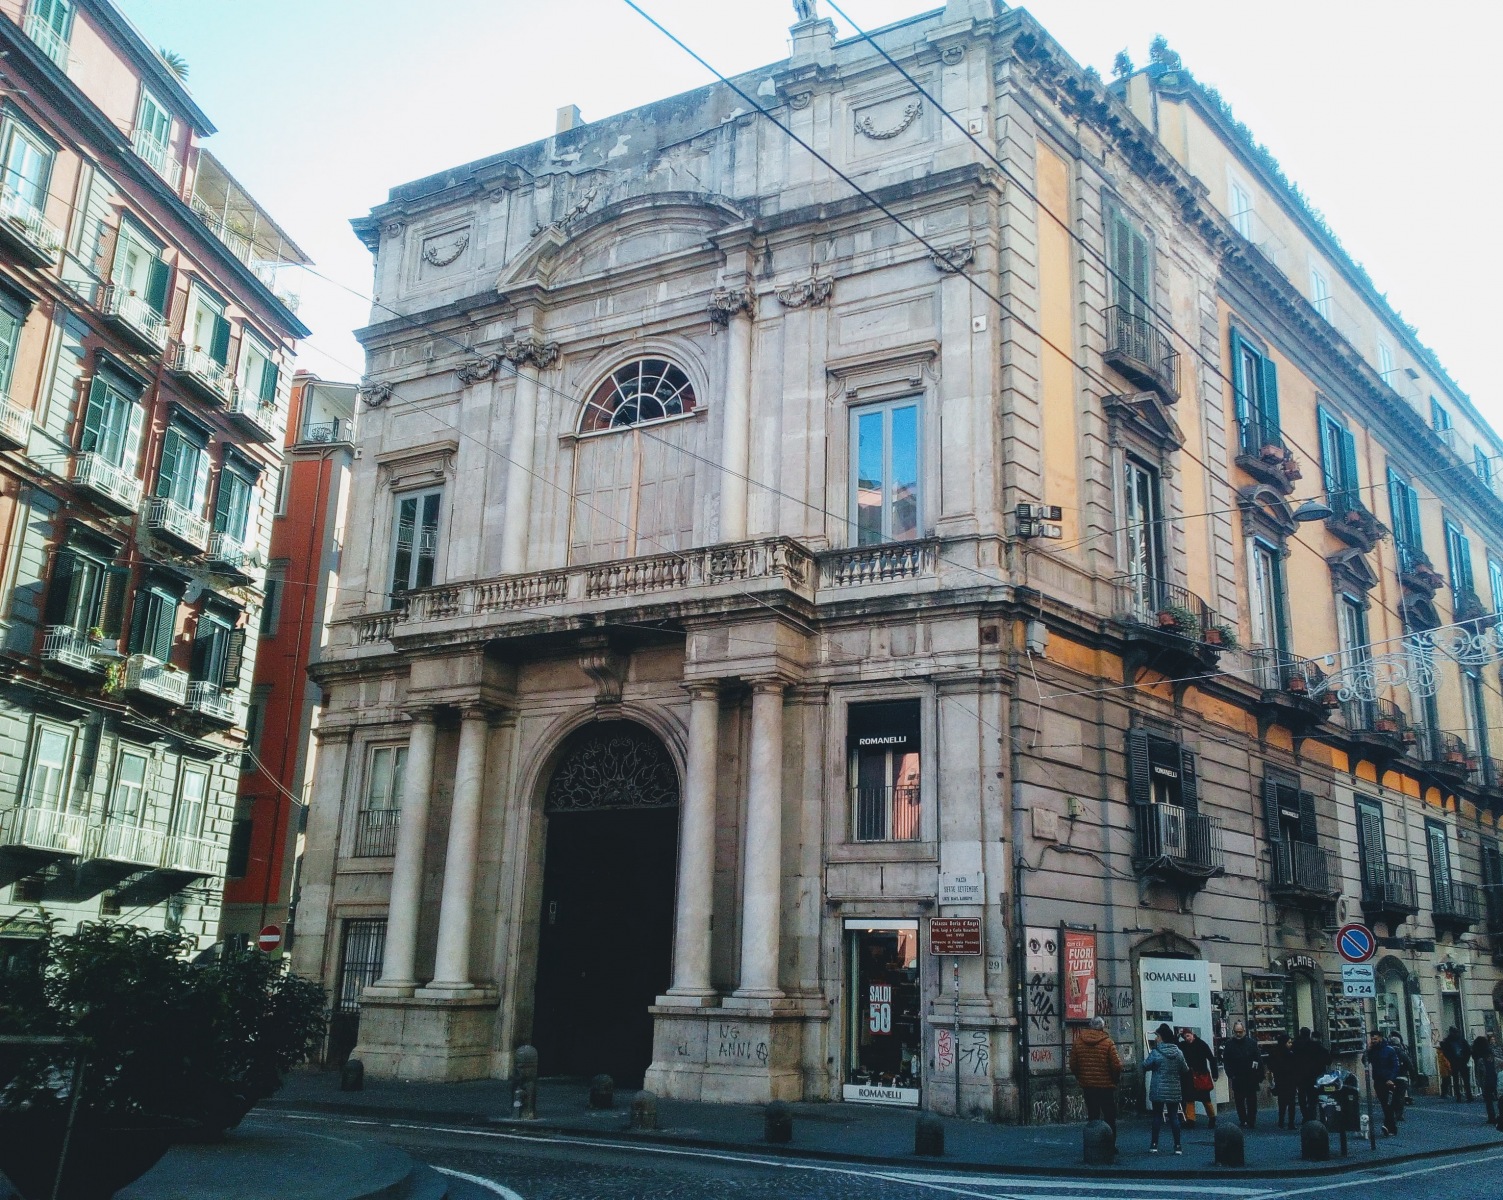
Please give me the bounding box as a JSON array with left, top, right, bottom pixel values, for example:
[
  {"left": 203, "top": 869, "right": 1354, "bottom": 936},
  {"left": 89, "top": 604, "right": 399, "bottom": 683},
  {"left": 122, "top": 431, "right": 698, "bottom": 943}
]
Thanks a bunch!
[
  {"left": 1336, "top": 922, "right": 1376, "bottom": 964},
  {"left": 258, "top": 925, "right": 283, "bottom": 953}
]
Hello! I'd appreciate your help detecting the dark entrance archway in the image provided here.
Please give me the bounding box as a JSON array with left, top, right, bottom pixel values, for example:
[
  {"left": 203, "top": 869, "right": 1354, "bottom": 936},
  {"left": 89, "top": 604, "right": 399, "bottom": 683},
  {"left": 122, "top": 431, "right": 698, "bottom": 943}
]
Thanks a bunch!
[{"left": 532, "top": 720, "right": 679, "bottom": 1086}]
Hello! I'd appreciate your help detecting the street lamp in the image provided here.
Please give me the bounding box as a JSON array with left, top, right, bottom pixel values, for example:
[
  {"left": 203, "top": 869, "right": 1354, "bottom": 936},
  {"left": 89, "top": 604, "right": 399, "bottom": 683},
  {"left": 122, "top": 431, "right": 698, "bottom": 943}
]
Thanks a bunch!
[{"left": 1292, "top": 497, "right": 1334, "bottom": 522}]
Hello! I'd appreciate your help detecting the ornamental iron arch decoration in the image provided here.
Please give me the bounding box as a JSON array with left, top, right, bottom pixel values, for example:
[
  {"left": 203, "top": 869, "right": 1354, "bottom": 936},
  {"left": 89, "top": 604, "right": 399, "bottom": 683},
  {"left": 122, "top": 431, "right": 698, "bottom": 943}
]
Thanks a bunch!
[
  {"left": 580, "top": 358, "right": 697, "bottom": 433},
  {"left": 544, "top": 720, "right": 680, "bottom": 813}
]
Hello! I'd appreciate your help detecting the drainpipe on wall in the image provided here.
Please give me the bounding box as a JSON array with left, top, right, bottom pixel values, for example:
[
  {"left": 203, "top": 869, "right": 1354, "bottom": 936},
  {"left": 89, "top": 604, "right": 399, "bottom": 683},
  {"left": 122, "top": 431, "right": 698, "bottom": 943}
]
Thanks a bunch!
[{"left": 1009, "top": 623, "right": 1030, "bottom": 1122}]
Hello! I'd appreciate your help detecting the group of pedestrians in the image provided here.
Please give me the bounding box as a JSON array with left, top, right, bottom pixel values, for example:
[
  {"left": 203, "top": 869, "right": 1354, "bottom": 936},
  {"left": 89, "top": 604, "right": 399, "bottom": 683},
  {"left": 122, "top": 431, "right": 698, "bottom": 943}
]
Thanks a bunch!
[{"left": 1068, "top": 1016, "right": 1503, "bottom": 1153}]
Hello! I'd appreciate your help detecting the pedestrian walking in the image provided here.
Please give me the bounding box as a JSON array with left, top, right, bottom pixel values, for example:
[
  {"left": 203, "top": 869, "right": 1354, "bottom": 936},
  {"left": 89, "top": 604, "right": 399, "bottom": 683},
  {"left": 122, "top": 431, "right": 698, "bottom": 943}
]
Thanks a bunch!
[
  {"left": 1178, "top": 1027, "right": 1218, "bottom": 1128},
  {"left": 1222, "top": 1021, "right": 1264, "bottom": 1128},
  {"left": 1471, "top": 1034, "right": 1498, "bottom": 1123},
  {"left": 1388, "top": 1034, "right": 1414, "bottom": 1123},
  {"left": 1442, "top": 1027, "right": 1473, "bottom": 1102},
  {"left": 1292, "top": 1027, "right": 1329, "bottom": 1124},
  {"left": 1070, "top": 1016, "right": 1124, "bottom": 1134},
  {"left": 1269, "top": 1031, "right": 1298, "bottom": 1129},
  {"left": 1145, "top": 1023, "right": 1188, "bottom": 1155},
  {"left": 1364, "top": 1030, "right": 1401, "bottom": 1136}
]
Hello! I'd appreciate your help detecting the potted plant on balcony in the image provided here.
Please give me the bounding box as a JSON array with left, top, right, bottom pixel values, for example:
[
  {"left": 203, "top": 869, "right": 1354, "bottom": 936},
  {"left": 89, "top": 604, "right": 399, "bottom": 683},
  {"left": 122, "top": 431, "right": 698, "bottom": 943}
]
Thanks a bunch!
[
  {"left": 1156, "top": 604, "right": 1200, "bottom": 637},
  {"left": 1203, "top": 623, "right": 1239, "bottom": 650},
  {"left": 1285, "top": 673, "right": 1309, "bottom": 695},
  {"left": 1280, "top": 457, "right": 1303, "bottom": 483},
  {"left": 1259, "top": 443, "right": 1287, "bottom": 464},
  {"left": 1445, "top": 745, "right": 1469, "bottom": 766},
  {"left": 101, "top": 660, "right": 125, "bottom": 696},
  {"left": 1376, "top": 713, "right": 1400, "bottom": 734}
]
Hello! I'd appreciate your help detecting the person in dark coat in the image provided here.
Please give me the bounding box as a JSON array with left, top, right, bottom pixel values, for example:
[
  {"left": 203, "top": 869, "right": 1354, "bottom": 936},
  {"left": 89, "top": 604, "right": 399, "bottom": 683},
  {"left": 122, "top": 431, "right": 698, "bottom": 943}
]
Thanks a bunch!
[
  {"left": 1178, "top": 1027, "right": 1218, "bottom": 1128},
  {"left": 1291, "top": 1027, "right": 1330, "bottom": 1123},
  {"left": 1388, "top": 1034, "right": 1414, "bottom": 1122},
  {"left": 1221, "top": 1021, "right": 1264, "bottom": 1128},
  {"left": 1365, "top": 1030, "right": 1401, "bottom": 1136},
  {"left": 1472, "top": 1034, "right": 1498, "bottom": 1123},
  {"left": 1268, "top": 1031, "right": 1298, "bottom": 1129},
  {"left": 1442, "top": 1027, "right": 1473, "bottom": 1102}
]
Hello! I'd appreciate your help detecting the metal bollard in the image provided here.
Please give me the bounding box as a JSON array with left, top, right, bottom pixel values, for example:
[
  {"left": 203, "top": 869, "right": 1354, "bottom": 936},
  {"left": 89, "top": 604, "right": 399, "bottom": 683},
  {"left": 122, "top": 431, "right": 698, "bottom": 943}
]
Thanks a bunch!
[
  {"left": 1082, "top": 1119, "right": 1114, "bottom": 1165},
  {"left": 339, "top": 1059, "right": 364, "bottom": 1093},
  {"left": 589, "top": 1074, "right": 615, "bottom": 1109},
  {"left": 764, "top": 1101, "right": 792, "bottom": 1144},
  {"left": 630, "top": 1090, "right": 659, "bottom": 1131},
  {"left": 1214, "top": 1122, "right": 1245, "bottom": 1167},
  {"left": 513, "top": 1045, "right": 538, "bottom": 1120},
  {"left": 914, "top": 1113, "right": 944, "bottom": 1157},
  {"left": 1300, "top": 1119, "right": 1330, "bottom": 1162}
]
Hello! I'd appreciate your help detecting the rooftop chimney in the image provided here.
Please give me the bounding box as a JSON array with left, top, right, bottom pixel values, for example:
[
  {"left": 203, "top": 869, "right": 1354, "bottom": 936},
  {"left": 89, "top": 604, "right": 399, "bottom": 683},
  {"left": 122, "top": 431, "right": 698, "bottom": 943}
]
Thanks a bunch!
[{"left": 556, "top": 104, "right": 582, "bottom": 134}]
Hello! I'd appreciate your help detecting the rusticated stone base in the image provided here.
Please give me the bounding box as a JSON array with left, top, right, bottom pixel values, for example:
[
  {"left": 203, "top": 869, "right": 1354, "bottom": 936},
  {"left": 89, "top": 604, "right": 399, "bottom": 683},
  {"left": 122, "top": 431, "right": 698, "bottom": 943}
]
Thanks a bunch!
[
  {"left": 352, "top": 992, "right": 498, "bottom": 1081},
  {"left": 644, "top": 998, "right": 822, "bottom": 1103}
]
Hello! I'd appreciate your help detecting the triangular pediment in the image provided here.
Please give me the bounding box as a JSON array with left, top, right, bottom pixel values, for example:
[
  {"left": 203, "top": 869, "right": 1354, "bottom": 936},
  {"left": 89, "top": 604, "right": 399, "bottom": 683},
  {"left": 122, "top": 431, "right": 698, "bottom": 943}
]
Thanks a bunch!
[
  {"left": 1105, "top": 391, "right": 1184, "bottom": 450},
  {"left": 1328, "top": 546, "right": 1379, "bottom": 593}
]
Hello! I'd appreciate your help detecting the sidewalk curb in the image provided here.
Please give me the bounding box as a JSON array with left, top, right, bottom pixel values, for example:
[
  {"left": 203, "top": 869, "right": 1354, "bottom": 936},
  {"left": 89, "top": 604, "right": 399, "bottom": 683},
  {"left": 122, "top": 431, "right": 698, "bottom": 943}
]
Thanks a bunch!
[{"left": 264, "top": 1099, "right": 1503, "bottom": 1181}]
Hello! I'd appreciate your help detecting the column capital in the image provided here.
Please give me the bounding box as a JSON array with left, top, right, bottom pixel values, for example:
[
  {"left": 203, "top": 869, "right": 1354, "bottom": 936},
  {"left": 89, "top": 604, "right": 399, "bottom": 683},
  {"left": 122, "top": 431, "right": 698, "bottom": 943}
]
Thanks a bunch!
[
  {"left": 708, "top": 286, "right": 756, "bottom": 327},
  {"left": 403, "top": 705, "right": 440, "bottom": 725},
  {"left": 747, "top": 676, "right": 789, "bottom": 696},
  {"left": 456, "top": 702, "right": 507, "bottom": 726},
  {"left": 684, "top": 681, "right": 723, "bottom": 702}
]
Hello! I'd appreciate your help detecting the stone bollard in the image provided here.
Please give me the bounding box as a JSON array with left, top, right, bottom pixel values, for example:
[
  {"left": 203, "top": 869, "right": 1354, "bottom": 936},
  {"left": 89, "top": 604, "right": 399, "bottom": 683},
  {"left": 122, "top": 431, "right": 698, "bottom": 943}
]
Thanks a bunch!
[
  {"left": 513, "top": 1045, "right": 538, "bottom": 1120},
  {"left": 764, "top": 1101, "right": 792, "bottom": 1144},
  {"left": 1300, "top": 1119, "right": 1330, "bottom": 1162},
  {"left": 914, "top": 1113, "right": 944, "bottom": 1157},
  {"left": 339, "top": 1059, "right": 364, "bottom": 1093},
  {"left": 631, "top": 1090, "right": 659, "bottom": 1131},
  {"left": 1214, "top": 1122, "right": 1245, "bottom": 1167},
  {"left": 589, "top": 1074, "right": 615, "bottom": 1109},
  {"left": 1082, "top": 1120, "right": 1115, "bottom": 1165}
]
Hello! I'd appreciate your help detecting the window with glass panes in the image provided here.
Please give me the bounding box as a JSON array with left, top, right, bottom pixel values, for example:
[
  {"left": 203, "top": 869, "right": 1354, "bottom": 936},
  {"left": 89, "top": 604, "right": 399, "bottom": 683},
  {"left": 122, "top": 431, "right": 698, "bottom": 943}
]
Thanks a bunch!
[
  {"left": 0, "top": 114, "right": 52, "bottom": 214},
  {"left": 1431, "top": 397, "right": 1451, "bottom": 434},
  {"left": 1318, "top": 407, "right": 1359, "bottom": 515},
  {"left": 212, "top": 457, "right": 256, "bottom": 544},
  {"left": 25, "top": 725, "right": 71, "bottom": 810},
  {"left": 135, "top": 88, "right": 171, "bottom": 155},
  {"left": 1476, "top": 447, "right": 1493, "bottom": 488},
  {"left": 45, "top": 542, "right": 125, "bottom": 636},
  {"left": 184, "top": 286, "right": 230, "bottom": 365},
  {"left": 79, "top": 372, "right": 142, "bottom": 468},
  {"left": 1230, "top": 329, "right": 1280, "bottom": 451},
  {"left": 1387, "top": 468, "right": 1424, "bottom": 571},
  {"left": 1107, "top": 206, "right": 1150, "bottom": 319},
  {"left": 390, "top": 489, "right": 441, "bottom": 603},
  {"left": 110, "top": 219, "right": 169, "bottom": 316},
  {"left": 354, "top": 744, "right": 407, "bottom": 856},
  {"left": 1444, "top": 519, "right": 1473, "bottom": 597},
  {"left": 155, "top": 420, "right": 210, "bottom": 515},
  {"left": 170, "top": 762, "right": 208, "bottom": 839},
  {"left": 109, "top": 749, "right": 148, "bottom": 826},
  {"left": 1309, "top": 266, "right": 1331, "bottom": 319},
  {"left": 847, "top": 701, "right": 921, "bottom": 843},
  {"left": 190, "top": 608, "right": 244, "bottom": 690},
  {"left": 0, "top": 288, "right": 24, "bottom": 396},
  {"left": 236, "top": 333, "right": 278, "bottom": 409},
  {"left": 27, "top": 0, "right": 74, "bottom": 64},
  {"left": 851, "top": 399, "right": 919, "bottom": 546},
  {"left": 1249, "top": 541, "right": 1287, "bottom": 653}
]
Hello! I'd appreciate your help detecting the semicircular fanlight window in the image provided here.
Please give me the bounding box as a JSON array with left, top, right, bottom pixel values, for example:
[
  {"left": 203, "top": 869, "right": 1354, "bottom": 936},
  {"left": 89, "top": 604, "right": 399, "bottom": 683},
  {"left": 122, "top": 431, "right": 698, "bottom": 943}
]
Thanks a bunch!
[{"left": 581, "top": 358, "right": 697, "bottom": 433}]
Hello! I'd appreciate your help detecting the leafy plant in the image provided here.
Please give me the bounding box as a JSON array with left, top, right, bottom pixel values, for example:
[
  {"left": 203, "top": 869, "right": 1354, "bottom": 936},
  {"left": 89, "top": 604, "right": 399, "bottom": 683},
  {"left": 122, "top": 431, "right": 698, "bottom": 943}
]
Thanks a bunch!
[
  {"left": 1208, "top": 624, "right": 1239, "bottom": 650},
  {"left": 101, "top": 661, "right": 125, "bottom": 696},
  {"left": 1159, "top": 604, "right": 1200, "bottom": 637},
  {"left": 159, "top": 49, "right": 189, "bottom": 81}
]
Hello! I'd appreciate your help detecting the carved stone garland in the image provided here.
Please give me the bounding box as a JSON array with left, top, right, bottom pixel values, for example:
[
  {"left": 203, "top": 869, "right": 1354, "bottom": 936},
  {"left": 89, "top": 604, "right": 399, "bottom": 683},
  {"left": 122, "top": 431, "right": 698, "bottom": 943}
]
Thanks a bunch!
[
  {"left": 855, "top": 99, "right": 923, "bottom": 140},
  {"left": 774, "top": 271, "right": 834, "bottom": 309},
  {"left": 357, "top": 380, "right": 394, "bottom": 408},
  {"left": 544, "top": 724, "right": 680, "bottom": 812},
  {"left": 422, "top": 231, "right": 469, "bottom": 267}
]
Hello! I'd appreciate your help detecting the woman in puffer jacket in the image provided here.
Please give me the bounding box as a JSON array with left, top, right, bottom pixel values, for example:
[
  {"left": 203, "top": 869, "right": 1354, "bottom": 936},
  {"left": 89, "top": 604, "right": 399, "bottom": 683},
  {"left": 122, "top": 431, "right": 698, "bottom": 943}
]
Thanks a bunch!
[{"left": 1144, "top": 1022, "right": 1189, "bottom": 1154}]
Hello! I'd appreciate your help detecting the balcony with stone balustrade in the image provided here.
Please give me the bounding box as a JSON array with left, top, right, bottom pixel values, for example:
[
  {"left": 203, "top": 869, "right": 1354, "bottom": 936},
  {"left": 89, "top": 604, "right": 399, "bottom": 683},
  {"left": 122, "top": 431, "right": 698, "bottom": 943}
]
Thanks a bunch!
[{"left": 343, "top": 536, "right": 951, "bottom": 649}]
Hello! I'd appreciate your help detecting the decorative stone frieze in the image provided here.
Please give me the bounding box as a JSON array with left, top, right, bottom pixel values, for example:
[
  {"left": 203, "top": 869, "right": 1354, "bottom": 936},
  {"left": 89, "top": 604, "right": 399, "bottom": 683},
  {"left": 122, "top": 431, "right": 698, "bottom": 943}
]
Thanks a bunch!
[{"left": 708, "top": 287, "right": 756, "bottom": 326}]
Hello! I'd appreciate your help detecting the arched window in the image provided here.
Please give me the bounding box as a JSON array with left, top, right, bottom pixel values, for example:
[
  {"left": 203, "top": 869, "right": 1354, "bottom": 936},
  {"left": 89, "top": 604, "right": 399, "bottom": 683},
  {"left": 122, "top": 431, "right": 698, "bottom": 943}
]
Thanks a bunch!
[{"left": 581, "top": 358, "right": 696, "bottom": 433}]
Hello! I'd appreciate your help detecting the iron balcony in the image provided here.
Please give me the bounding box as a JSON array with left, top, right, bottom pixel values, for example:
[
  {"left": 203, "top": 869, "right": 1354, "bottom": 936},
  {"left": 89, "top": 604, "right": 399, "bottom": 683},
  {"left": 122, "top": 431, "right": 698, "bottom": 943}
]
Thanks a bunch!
[
  {"left": 1103, "top": 305, "right": 1180, "bottom": 401},
  {"left": 71, "top": 452, "right": 144, "bottom": 512},
  {"left": 99, "top": 284, "right": 170, "bottom": 353}
]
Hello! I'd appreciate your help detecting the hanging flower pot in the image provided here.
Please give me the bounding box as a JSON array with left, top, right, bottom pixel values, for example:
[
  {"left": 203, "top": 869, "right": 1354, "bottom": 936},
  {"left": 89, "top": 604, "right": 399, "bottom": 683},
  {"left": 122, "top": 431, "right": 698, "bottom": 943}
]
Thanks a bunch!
[
  {"left": 1286, "top": 675, "right": 1308, "bottom": 695},
  {"left": 1157, "top": 610, "right": 1177, "bottom": 628}
]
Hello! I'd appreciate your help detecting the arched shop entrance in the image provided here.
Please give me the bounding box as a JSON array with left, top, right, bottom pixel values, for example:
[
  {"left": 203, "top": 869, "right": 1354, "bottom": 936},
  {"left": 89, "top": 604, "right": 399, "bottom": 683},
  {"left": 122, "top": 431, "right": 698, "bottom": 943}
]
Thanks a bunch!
[{"left": 531, "top": 721, "right": 679, "bottom": 1086}]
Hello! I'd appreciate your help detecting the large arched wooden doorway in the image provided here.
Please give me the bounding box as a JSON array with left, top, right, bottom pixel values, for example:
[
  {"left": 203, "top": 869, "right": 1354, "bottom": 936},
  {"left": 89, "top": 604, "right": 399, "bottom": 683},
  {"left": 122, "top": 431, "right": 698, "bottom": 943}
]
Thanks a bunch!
[{"left": 532, "top": 720, "right": 679, "bottom": 1085}]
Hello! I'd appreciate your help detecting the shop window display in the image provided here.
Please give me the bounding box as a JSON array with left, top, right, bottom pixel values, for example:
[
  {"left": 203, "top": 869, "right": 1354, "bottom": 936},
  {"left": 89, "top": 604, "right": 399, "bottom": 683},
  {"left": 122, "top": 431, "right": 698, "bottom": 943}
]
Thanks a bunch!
[{"left": 844, "top": 922, "right": 921, "bottom": 1105}]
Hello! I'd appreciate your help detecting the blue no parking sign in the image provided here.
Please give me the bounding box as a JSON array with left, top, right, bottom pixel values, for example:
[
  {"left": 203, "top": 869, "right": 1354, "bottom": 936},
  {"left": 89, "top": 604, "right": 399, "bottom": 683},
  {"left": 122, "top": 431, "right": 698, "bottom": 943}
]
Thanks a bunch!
[{"left": 1336, "top": 922, "right": 1376, "bottom": 964}]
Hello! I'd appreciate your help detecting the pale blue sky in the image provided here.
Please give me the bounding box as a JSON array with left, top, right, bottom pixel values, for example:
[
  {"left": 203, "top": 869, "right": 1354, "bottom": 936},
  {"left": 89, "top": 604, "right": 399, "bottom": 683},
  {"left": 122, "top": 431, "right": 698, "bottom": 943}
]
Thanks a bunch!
[{"left": 117, "top": 1, "right": 1502, "bottom": 425}]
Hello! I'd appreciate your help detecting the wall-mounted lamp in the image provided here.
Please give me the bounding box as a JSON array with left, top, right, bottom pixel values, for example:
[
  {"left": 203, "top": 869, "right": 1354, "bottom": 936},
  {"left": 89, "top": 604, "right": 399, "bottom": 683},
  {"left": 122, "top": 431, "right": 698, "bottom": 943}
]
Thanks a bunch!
[{"left": 1293, "top": 497, "right": 1334, "bottom": 522}]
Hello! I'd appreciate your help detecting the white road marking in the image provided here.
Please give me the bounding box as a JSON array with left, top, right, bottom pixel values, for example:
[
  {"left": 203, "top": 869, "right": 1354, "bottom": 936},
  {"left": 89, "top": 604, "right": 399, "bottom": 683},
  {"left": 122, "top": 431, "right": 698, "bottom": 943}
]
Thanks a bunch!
[
  {"left": 897, "top": 1176, "right": 1262, "bottom": 1195},
  {"left": 435, "top": 1165, "right": 526, "bottom": 1199},
  {"left": 1251, "top": 1148, "right": 1503, "bottom": 1197}
]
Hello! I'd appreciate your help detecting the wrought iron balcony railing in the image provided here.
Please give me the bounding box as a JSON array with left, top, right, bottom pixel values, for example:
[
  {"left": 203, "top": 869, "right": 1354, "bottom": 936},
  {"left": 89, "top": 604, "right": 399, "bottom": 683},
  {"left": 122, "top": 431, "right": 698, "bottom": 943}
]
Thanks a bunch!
[
  {"left": 1134, "top": 803, "right": 1225, "bottom": 873},
  {"left": 1104, "top": 305, "right": 1180, "bottom": 400},
  {"left": 99, "top": 284, "right": 170, "bottom": 351},
  {"left": 161, "top": 832, "right": 221, "bottom": 875},
  {"left": 71, "top": 452, "right": 144, "bottom": 511},
  {"left": 0, "top": 391, "right": 32, "bottom": 448},
  {"left": 297, "top": 419, "right": 351, "bottom": 446},
  {"left": 168, "top": 343, "right": 235, "bottom": 403},
  {"left": 1271, "top": 840, "right": 1336, "bottom": 896},
  {"left": 226, "top": 388, "right": 278, "bottom": 441},
  {"left": 0, "top": 804, "right": 88, "bottom": 857},
  {"left": 851, "top": 785, "right": 922, "bottom": 844},
  {"left": 1433, "top": 879, "right": 1483, "bottom": 927},
  {"left": 1248, "top": 646, "right": 1329, "bottom": 698},
  {"left": 41, "top": 625, "right": 104, "bottom": 672},
  {"left": 131, "top": 128, "right": 182, "bottom": 190},
  {"left": 144, "top": 496, "right": 209, "bottom": 550},
  {"left": 0, "top": 185, "right": 63, "bottom": 264},
  {"left": 351, "top": 808, "right": 401, "bottom": 857},
  {"left": 186, "top": 680, "right": 237, "bottom": 724},
  {"left": 1113, "top": 573, "right": 1221, "bottom": 642},
  {"left": 96, "top": 819, "right": 167, "bottom": 868},
  {"left": 206, "top": 530, "right": 251, "bottom": 571},
  {"left": 23, "top": 12, "right": 72, "bottom": 69},
  {"left": 123, "top": 653, "right": 189, "bottom": 705},
  {"left": 1341, "top": 697, "right": 1409, "bottom": 741},
  {"left": 1361, "top": 864, "right": 1419, "bottom": 914}
]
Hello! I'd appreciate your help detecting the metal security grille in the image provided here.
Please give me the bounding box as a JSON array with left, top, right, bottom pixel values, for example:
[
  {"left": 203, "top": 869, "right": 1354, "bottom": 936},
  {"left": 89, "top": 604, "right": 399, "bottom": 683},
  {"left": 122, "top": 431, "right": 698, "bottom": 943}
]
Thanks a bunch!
[{"left": 335, "top": 918, "right": 385, "bottom": 1014}]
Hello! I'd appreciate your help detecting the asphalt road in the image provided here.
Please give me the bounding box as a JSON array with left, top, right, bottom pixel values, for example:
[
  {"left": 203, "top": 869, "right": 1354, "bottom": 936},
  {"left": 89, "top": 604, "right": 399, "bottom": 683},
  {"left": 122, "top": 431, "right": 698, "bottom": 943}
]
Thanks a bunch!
[{"left": 269, "top": 1112, "right": 1503, "bottom": 1200}]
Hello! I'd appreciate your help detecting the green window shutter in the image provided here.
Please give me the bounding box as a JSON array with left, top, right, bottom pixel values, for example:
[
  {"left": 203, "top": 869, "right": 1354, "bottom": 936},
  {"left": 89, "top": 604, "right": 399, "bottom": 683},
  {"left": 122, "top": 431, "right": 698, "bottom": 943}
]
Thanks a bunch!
[
  {"left": 1339, "top": 426, "right": 1359, "bottom": 500},
  {"left": 1261, "top": 778, "right": 1282, "bottom": 844},
  {"left": 190, "top": 446, "right": 211, "bottom": 513},
  {"left": 212, "top": 468, "right": 235, "bottom": 533},
  {"left": 221, "top": 626, "right": 246, "bottom": 688},
  {"left": 155, "top": 427, "right": 182, "bottom": 499},
  {"left": 44, "top": 548, "right": 77, "bottom": 627},
  {"left": 208, "top": 315, "right": 231, "bottom": 367},
  {"left": 0, "top": 305, "right": 20, "bottom": 392},
  {"left": 1297, "top": 791, "right": 1319, "bottom": 845},
  {"left": 80, "top": 377, "right": 109, "bottom": 454},
  {"left": 123, "top": 399, "right": 144, "bottom": 470},
  {"left": 129, "top": 588, "right": 152, "bottom": 654},
  {"left": 144, "top": 256, "right": 170, "bottom": 316},
  {"left": 1387, "top": 469, "right": 1406, "bottom": 545},
  {"left": 258, "top": 359, "right": 278, "bottom": 405},
  {"left": 97, "top": 565, "right": 128, "bottom": 638},
  {"left": 1178, "top": 747, "right": 1199, "bottom": 813},
  {"left": 151, "top": 593, "right": 175, "bottom": 661},
  {"left": 1257, "top": 353, "right": 1280, "bottom": 434},
  {"left": 1126, "top": 729, "right": 1151, "bottom": 805},
  {"left": 1109, "top": 210, "right": 1131, "bottom": 313},
  {"left": 1229, "top": 329, "right": 1248, "bottom": 424}
]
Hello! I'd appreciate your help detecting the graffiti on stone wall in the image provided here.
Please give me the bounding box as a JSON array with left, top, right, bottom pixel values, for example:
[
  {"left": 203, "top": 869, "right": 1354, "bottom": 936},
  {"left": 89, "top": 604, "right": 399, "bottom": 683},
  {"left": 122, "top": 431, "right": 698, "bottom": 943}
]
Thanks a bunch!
[
  {"left": 713, "top": 1024, "right": 769, "bottom": 1065},
  {"left": 959, "top": 1030, "right": 990, "bottom": 1076},
  {"left": 1031, "top": 1092, "right": 1087, "bottom": 1125}
]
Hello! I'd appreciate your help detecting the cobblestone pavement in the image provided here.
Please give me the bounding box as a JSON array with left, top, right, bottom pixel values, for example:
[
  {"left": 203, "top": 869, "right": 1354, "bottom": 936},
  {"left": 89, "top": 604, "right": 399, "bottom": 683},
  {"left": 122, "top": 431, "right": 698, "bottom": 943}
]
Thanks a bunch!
[{"left": 266, "top": 1112, "right": 1503, "bottom": 1200}]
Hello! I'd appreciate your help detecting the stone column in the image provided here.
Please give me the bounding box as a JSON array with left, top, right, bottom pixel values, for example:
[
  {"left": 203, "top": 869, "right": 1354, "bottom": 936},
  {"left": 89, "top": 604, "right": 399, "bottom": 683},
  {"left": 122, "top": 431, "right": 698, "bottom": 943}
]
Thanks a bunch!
[
  {"left": 734, "top": 678, "right": 785, "bottom": 999},
  {"left": 420, "top": 706, "right": 491, "bottom": 995},
  {"left": 713, "top": 291, "right": 754, "bottom": 543},
  {"left": 367, "top": 708, "right": 436, "bottom": 996},
  {"left": 499, "top": 338, "right": 558, "bottom": 574},
  {"left": 666, "top": 684, "right": 720, "bottom": 1001}
]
